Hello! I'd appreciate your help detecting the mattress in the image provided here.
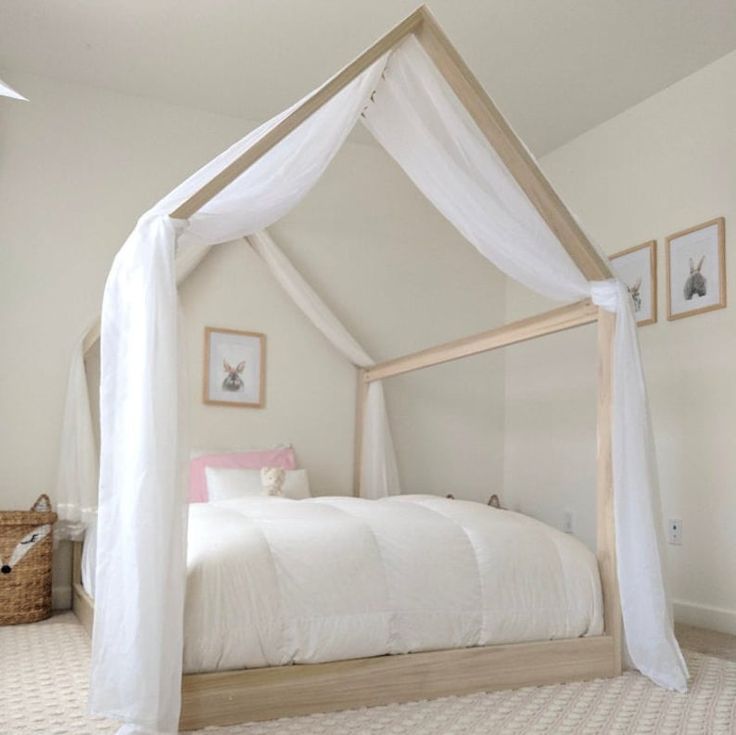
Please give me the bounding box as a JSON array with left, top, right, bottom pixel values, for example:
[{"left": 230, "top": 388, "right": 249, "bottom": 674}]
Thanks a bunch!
[{"left": 82, "top": 494, "right": 603, "bottom": 674}]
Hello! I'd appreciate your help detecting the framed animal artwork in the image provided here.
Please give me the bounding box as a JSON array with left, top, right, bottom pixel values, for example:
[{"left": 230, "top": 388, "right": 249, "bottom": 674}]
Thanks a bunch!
[
  {"left": 610, "top": 240, "right": 657, "bottom": 327},
  {"left": 203, "top": 327, "right": 266, "bottom": 408},
  {"left": 666, "top": 217, "right": 726, "bottom": 321}
]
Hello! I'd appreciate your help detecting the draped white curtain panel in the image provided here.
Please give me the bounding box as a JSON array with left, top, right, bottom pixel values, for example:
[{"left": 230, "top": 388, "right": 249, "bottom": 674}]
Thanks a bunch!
[
  {"left": 87, "top": 34, "right": 686, "bottom": 735},
  {"left": 54, "top": 327, "right": 99, "bottom": 542}
]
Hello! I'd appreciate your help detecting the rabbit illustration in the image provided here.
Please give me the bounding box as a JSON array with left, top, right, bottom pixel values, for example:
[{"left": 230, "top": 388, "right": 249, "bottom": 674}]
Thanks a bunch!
[
  {"left": 627, "top": 277, "right": 642, "bottom": 312},
  {"left": 222, "top": 359, "right": 245, "bottom": 392},
  {"left": 684, "top": 256, "right": 707, "bottom": 300}
]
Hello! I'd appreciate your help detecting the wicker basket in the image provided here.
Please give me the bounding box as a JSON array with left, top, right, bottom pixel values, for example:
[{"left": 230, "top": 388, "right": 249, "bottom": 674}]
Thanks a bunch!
[{"left": 0, "top": 494, "right": 57, "bottom": 625}]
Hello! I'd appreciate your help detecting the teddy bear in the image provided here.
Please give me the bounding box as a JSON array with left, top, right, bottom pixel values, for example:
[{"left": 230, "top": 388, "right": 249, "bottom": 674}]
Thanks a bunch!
[{"left": 260, "top": 466, "right": 286, "bottom": 497}]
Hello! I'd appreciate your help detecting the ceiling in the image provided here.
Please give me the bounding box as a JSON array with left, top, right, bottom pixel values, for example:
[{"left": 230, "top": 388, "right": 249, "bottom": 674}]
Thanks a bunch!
[{"left": 2, "top": 0, "right": 736, "bottom": 154}]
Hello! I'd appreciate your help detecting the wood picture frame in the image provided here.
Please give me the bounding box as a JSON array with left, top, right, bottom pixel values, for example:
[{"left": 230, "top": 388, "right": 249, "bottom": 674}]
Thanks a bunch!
[
  {"left": 203, "top": 327, "right": 266, "bottom": 408},
  {"left": 610, "top": 241, "right": 657, "bottom": 327},
  {"left": 666, "top": 217, "right": 726, "bottom": 321}
]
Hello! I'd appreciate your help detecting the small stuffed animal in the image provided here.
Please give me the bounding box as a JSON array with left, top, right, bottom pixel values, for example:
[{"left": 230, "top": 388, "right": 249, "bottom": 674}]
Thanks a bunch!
[{"left": 261, "top": 467, "right": 286, "bottom": 497}]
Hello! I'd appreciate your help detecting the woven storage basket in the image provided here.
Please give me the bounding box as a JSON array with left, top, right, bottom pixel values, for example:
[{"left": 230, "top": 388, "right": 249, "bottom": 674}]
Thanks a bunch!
[{"left": 0, "top": 494, "right": 57, "bottom": 625}]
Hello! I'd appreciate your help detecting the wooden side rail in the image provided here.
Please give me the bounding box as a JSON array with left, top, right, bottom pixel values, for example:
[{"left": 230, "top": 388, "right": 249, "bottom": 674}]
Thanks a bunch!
[
  {"left": 364, "top": 299, "right": 598, "bottom": 383},
  {"left": 179, "top": 634, "right": 618, "bottom": 730}
]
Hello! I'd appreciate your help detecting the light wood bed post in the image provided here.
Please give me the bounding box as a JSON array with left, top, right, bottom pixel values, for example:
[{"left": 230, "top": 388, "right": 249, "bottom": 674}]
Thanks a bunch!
[
  {"left": 72, "top": 540, "right": 94, "bottom": 637},
  {"left": 597, "top": 309, "right": 623, "bottom": 673},
  {"left": 353, "top": 367, "right": 368, "bottom": 497}
]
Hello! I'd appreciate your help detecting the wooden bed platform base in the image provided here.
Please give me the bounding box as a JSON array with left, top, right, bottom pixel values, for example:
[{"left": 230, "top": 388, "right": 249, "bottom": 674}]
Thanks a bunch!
[
  {"left": 179, "top": 636, "right": 618, "bottom": 730},
  {"left": 71, "top": 564, "right": 618, "bottom": 730}
]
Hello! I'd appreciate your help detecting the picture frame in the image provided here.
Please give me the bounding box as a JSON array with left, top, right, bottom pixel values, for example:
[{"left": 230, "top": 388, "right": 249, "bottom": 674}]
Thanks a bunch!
[
  {"left": 666, "top": 217, "right": 726, "bottom": 321},
  {"left": 610, "top": 240, "right": 657, "bottom": 327},
  {"left": 203, "top": 327, "right": 266, "bottom": 408}
]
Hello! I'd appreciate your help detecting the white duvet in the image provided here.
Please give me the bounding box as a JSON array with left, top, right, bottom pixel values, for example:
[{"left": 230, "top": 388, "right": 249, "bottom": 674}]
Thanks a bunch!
[
  {"left": 179, "top": 495, "right": 603, "bottom": 674},
  {"left": 83, "top": 494, "right": 602, "bottom": 673}
]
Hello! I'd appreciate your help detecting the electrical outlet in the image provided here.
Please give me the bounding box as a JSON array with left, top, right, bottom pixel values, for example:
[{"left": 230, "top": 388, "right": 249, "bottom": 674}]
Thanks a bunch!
[
  {"left": 668, "top": 519, "right": 682, "bottom": 545},
  {"left": 563, "top": 511, "right": 574, "bottom": 534}
]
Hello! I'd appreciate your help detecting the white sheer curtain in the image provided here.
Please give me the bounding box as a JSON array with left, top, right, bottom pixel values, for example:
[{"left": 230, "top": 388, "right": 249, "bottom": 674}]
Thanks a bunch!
[
  {"left": 362, "top": 35, "right": 687, "bottom": 691},
  {"left": 247, "top": 230, "right": 399, "bottom": 498},
  {"left": 54, "top": 328, "right": 99, "bottom": 541},
  {"left": 53, "top": 243, "right": 216, "bottom": 543},
  {"left": 91, "top": 56, "right": 388, "bottom": 734}
]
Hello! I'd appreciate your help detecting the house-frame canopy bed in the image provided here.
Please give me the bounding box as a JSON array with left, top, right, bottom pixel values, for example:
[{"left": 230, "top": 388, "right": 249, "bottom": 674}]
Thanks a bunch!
[{"left": 60, "top": 6, "right": 687, "bottom": 733}]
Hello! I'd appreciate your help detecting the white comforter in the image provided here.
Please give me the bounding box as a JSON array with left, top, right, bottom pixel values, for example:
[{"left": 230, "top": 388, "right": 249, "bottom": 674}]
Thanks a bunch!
[{"left": 181, "top": 495, "right": 603, "bottom": 673}]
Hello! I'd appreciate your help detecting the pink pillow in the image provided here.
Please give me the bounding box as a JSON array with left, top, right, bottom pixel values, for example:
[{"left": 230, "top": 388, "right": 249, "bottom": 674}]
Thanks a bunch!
[{"left": 189, "top": 447, "right": 297, "bottom": 502}]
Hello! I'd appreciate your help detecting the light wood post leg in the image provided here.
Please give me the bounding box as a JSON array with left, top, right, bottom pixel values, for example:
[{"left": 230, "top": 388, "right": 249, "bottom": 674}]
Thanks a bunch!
[
  {"left": 72, "top": 541, "right": 82, "bottom": 586},
  {"left": 596, "top": 309, "right": 623, "bottom": 673},
  {"left": 353, "top": 368, "right": 368, "bottom": 497}
]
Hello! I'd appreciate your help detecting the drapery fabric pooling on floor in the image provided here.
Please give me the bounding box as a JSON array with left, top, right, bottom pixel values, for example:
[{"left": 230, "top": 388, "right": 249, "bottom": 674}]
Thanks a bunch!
[{"left": 88, "top": 33, "right": 686, "bottom": 735}]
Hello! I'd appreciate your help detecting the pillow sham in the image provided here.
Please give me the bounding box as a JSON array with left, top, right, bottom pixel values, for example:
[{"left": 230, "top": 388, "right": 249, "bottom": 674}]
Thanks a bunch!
[
  {"left": 206, "top": 467, "right": 311, "bottom": 502},
  {"left": 281, "top": 469, "right": 311, "bottom": 500},
  {"left": 189, "top": 446, "right": 296, "bottom": 502},
  {"left": 205, "top": 467, "right": 265, "bottom": 501}
]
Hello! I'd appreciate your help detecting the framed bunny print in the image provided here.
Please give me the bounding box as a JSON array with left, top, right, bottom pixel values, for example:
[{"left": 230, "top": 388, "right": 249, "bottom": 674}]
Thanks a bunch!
[
  {"left": 610, "top": 240, "right": 657, "bottom": 327},
  {"left": 203, "top": 327, "right": 266, "bottom": 408},
  {"left": 666, "top": 218, "right": 726, "bottom": 321}
]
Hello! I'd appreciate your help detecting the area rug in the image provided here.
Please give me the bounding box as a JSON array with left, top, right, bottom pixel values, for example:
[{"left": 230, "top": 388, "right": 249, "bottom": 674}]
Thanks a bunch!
[{"left": 1, "top": 613, "right": 734, "bottom": 734}]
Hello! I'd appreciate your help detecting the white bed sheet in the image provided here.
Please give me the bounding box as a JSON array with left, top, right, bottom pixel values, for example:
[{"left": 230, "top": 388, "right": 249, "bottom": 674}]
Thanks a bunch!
[{"left": 83, "top": 495, "right": 603, "bottom": 674}]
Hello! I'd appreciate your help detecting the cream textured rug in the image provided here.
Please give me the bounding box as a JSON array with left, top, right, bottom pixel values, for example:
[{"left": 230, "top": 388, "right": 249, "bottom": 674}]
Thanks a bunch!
[{"left": 2, "top": 613, "right": 735, "bottom": 734}]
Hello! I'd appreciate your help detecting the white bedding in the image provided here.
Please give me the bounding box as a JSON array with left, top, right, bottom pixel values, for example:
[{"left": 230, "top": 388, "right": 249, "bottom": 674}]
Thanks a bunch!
[{"left": 84, "top": 495, "right": 603, "bottom": 674}]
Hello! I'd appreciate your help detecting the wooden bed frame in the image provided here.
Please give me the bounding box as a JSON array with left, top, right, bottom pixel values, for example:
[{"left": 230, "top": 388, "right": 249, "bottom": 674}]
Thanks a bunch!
[
  {"left": 73, "top": 5, "right": 622, "bottom": 731},
  {"left": 72, "top": 301, "right": 620, "bottom": 730}
]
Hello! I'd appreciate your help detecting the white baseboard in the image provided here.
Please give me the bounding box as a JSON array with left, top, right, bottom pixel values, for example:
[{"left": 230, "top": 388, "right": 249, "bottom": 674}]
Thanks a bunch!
[
  {"left": 674, "top": 598, "right": 736, "bottom": 636},
  {"left": 52, "top": 584, "right": 72, "bottom": 611}
]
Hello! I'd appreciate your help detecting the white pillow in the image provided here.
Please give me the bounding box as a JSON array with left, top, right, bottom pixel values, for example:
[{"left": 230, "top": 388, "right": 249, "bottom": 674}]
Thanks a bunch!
[
  {"left": 282, "top": 469, "right": 311, "bottom": 500},
  {"left": 205, "top": 467, "right": 264, "bottom": 501},
  {"left": 205, "top": 467, "right": 311, "bottom": 502}
]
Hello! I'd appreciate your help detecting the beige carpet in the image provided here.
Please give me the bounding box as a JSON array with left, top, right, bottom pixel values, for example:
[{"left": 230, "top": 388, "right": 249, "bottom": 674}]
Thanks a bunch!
[{"left": 2, "top": 614, "right": 735, "bottom": 734}]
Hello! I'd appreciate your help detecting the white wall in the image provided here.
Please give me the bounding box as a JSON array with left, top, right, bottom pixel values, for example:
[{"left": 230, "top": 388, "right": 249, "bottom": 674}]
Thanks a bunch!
[
  {"left": 505, "top": 50, "right": 736, "bottom": 633},
  {"left": 0, "top": 72, "right": 505, "bottom": 606}
]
